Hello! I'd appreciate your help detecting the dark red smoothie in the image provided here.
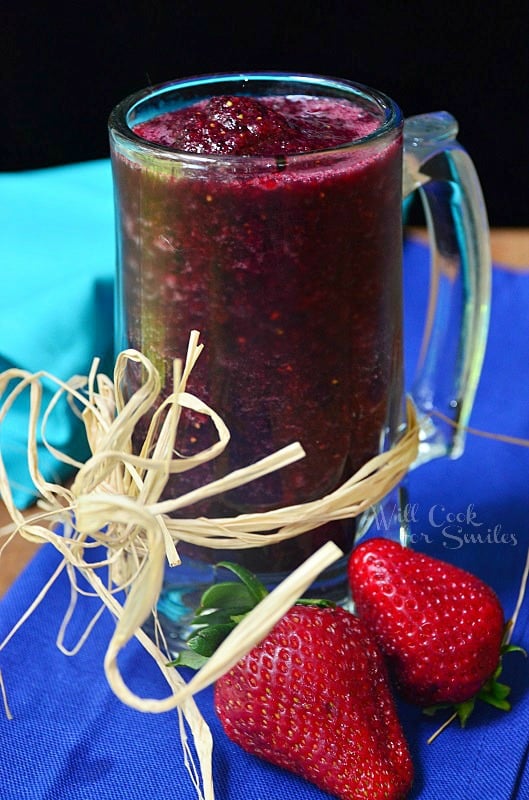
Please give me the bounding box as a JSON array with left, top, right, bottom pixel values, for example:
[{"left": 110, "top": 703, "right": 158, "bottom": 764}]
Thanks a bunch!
[{"left": 111, "top": 91, "right": 404, "bottom": 581}]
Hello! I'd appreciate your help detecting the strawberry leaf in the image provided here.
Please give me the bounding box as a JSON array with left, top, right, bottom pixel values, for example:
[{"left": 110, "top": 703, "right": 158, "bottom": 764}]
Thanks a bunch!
[
  {"left": 423, "top": 698, "right": 476, "bottom": 727},
  {"left": 502, "top": 643, "right": 526, "bottom": 657},
  {"left": 455, "top": 698, "right": 476, "bottom": 727},
  {"left": 423, "top": 704, "right": 452, "bottom": 717},
  {"left": 215, "top": 561, "right": 269, "bottom": 604},
  {"left": 191, "top": 606, "right": 253, "bottom": 627},
  {"left": 187, "top": 623, "right": 236, "bottom": 657},
  {"left": 198, "top": 580, "right": 257, "bottom": 611},
  {"left": 167, "top": 650, "right": 209, "bottom": 670},
  {"left": 478, "top": 691, "right": 511, "bottom": 712},
  {"left": 295, "top": 598, "right": 336, "bottom": 609},
  {"left": 488, "top": 680, "right": 511, "bottom": 701}
]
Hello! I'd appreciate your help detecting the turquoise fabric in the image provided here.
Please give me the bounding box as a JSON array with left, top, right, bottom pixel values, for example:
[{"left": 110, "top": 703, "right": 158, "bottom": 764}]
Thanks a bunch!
[{"left": 0, "top": 161, "right": 115, "bottom": 506}]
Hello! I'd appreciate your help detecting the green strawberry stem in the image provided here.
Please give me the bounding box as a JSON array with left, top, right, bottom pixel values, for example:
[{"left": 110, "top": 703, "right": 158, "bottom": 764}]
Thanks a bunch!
[
  {"left": 168, "top": 561, "right": 334, "bottom": 669},
  {"left": 425, "top": 626, "right": 526, "bottom": 743}
]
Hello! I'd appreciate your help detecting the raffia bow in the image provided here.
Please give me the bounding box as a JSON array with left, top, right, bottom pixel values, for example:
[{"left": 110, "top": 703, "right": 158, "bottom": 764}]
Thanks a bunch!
[{"left": 0, "top": 331, "right": 419, "bottom": 800}]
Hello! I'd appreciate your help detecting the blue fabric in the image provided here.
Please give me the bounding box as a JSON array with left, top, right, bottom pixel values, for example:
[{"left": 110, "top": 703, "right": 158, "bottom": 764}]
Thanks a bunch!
[
  {"left": 401, "top": 247, "right": 529, "bottom": 798},
  {"left": 1, "top": 161, "right": 528, "bottom": 799}
]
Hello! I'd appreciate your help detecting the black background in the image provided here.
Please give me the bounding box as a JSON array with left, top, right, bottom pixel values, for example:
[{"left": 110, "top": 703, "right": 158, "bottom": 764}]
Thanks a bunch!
[{"left": 2, "top": 1, "right": 528, "bottom": 225}]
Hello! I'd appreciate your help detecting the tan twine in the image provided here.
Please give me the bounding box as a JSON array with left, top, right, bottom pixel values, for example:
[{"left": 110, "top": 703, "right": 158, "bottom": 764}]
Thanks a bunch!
[{"left": 0, "top": 331, "right": 420, "bottom": 800}]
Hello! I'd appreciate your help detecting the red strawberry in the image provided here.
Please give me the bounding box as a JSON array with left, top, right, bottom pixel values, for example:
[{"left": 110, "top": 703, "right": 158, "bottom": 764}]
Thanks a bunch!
[
  {"left": 176, "top": 563, "right": 413, "bottom": 800},
  {"left": 348, "top": 538, "right": 521, "bottom": 723}
]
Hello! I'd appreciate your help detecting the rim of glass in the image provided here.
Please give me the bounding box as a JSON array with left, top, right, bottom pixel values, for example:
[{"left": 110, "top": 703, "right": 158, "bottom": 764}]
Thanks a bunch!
[{"left": 108, "top": 71, "right": 403, "bottom": 163}]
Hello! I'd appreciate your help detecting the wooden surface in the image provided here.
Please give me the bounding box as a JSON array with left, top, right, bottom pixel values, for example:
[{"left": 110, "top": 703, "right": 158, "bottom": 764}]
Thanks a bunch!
[
  {"left": 1, "top": 228, "right": 528, "bottom": 597},
  {"left": 407, "top": 227, "right": 529, "bottom": 269}
]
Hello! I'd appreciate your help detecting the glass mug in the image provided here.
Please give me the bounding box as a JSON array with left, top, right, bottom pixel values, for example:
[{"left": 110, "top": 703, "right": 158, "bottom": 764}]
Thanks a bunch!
[{"left": 108, "top": 73, "right": 490, "bottom": 643}]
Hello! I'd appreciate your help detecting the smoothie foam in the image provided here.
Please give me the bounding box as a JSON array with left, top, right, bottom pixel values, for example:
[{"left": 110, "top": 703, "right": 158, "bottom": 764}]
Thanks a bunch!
[{"left": 133, "top": 94, "right": 381, "bottom": 155}]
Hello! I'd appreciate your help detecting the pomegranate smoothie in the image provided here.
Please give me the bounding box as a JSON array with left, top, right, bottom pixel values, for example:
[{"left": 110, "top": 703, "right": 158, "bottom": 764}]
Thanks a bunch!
[{"left": 110, "top": 81, "right": 404, "bottom": 584}]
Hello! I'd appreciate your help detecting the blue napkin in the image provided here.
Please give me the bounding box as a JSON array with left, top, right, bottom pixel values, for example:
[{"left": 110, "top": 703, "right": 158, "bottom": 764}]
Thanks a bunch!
[
  {"left": 402, "top": 247, "right": 529, "bottom": 798},
  {"left": 0, "top": 161, "right": 114, "bottom": 507},
  {"left": 1, "top": 162, "right": 529, "bottom": 799}
]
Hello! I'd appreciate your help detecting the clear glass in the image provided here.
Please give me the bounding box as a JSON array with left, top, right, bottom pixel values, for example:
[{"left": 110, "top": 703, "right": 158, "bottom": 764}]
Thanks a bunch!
[
  {"left": 108, "top": 73, "right": 490, "bottom": 647},
  {"left": 402, "top": 111, "right": 491, "bottom": 460}
]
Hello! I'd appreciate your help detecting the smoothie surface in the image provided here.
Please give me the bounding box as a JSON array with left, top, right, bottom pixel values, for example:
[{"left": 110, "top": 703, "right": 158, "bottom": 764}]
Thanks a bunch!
[{"left": 133, "top": 95, "right": 382, "bottom": 155}]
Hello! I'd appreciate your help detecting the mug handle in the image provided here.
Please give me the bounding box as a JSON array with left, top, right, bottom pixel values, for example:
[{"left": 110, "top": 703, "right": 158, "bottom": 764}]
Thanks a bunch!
[{"left": 402, "top": 112, "right": 492, "bottom": 465}]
